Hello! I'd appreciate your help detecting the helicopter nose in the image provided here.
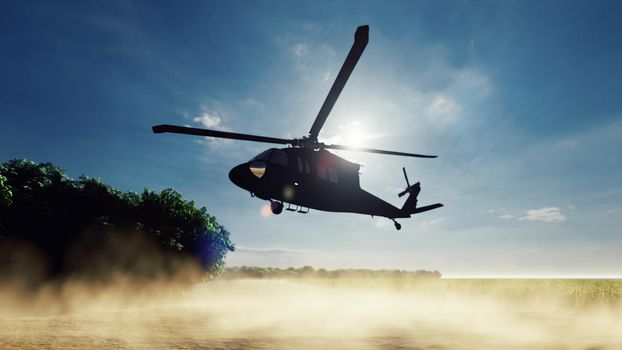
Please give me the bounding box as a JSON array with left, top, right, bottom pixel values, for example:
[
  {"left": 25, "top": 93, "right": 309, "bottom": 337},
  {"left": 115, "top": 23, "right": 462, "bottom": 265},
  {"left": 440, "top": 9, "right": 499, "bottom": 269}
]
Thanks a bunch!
[{"left": 228, "top": 163, "right": 258, "bottom": 190}]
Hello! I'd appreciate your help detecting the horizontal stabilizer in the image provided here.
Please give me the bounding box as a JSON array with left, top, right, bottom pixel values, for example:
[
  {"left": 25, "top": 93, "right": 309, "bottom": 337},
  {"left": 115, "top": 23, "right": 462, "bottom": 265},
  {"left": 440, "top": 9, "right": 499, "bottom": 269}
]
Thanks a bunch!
[{"left": 412, "top": 203, "right": 443, "bottom": 214}]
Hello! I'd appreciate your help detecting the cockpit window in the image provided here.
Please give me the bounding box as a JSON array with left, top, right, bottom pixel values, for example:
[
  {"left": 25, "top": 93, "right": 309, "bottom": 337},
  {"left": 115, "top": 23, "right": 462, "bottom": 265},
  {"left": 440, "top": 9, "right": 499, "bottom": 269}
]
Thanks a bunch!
[
  {"left": 297, "top": 157, "right": 304, "bottom": 172},
  {"left": 250, "top": 150, "right": 272, "bottom": 162},
  {"left": 317, "top": 164, "right": 328, "bottom": 180},
  {"left": 270, "top": 150, "right": 288, "bottom": 166},
  {"left": 328, "top": 168, "right": 339, "bottom": 183}
]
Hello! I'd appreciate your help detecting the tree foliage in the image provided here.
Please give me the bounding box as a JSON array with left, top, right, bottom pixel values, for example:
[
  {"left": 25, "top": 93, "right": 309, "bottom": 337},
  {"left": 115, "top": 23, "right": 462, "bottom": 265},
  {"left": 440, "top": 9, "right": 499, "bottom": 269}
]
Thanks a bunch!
[
  {"left": 0, "top": 159, "right": 234, "bottom": 279},
  {"left": 224, "top": 266, "right": 441, "bottom": 279}
]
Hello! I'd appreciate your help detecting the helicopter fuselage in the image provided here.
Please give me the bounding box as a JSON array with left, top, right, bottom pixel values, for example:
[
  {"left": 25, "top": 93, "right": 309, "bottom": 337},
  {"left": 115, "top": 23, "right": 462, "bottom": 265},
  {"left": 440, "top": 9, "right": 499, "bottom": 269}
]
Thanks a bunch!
[{"left": 228, "top": 148, "right": 409, "bottom": 219}]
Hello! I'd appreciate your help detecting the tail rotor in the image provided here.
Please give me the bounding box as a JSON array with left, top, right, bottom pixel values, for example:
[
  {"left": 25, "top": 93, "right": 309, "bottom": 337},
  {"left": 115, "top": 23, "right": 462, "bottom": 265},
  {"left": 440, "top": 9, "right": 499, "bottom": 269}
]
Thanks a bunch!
[{"left": 398, "top": 167, "right": 420, "bottom": 198}]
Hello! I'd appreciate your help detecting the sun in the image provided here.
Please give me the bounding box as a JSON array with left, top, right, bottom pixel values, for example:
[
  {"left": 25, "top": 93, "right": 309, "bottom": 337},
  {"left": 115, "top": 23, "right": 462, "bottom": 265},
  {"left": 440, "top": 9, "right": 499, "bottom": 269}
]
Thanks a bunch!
[
  {"left": 342, "top": 130, "right": 363, "bottom": 147},
  {"left": 341, "top": 126, "right": 368, "bottom": 148}
]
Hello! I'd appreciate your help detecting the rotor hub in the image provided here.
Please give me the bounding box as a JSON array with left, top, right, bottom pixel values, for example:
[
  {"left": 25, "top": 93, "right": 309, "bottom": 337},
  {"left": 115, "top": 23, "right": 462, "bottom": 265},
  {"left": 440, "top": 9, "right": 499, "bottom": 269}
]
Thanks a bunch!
[{"left": 292, "top": 136, "right": 325, "bottom": 150}]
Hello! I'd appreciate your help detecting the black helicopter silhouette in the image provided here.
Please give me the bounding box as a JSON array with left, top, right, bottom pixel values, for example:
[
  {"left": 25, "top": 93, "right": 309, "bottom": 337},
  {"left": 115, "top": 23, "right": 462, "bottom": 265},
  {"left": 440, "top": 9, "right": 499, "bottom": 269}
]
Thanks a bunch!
[{"left": 152, "top": 25, "right": 442, "bottom": 230}]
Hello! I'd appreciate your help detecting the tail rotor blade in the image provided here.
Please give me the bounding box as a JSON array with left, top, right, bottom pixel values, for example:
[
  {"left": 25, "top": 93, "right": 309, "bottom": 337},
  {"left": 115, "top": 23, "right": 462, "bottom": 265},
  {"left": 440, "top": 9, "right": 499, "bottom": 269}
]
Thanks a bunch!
[{"left": 402, "top": 167, "right": 410, "bottom": 187}]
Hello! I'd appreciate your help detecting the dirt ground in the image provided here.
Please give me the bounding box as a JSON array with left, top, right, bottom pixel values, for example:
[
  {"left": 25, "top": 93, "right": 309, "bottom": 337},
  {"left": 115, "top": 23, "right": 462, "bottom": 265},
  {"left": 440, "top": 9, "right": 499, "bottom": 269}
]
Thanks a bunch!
[{"left": 1, "top": 279, "right": 621, "bottom": 350}]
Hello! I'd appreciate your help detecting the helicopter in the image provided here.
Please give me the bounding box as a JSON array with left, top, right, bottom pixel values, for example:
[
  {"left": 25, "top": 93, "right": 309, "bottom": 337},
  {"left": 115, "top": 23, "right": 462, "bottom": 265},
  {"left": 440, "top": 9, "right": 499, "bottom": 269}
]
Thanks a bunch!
[{"left": 152, "top": 25, "right": 442, "bottom": 230}]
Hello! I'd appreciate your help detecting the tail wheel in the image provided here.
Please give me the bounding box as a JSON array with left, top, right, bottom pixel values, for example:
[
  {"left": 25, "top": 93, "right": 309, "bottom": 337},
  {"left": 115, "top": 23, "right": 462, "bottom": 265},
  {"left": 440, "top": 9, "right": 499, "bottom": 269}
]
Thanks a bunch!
[
  {"left": 392, "top": 219, "right": 401, "bottom": 230},
  {"left": 270, "top": 201, "right": 283, "bottom": 215}
]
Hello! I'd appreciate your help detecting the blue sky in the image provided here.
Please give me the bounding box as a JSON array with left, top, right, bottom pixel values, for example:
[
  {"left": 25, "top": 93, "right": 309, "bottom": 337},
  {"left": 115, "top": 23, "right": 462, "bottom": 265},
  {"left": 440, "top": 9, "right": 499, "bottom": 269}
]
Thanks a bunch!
[{"left": 1, "top": 0, "right": 621, "bottom": 277}]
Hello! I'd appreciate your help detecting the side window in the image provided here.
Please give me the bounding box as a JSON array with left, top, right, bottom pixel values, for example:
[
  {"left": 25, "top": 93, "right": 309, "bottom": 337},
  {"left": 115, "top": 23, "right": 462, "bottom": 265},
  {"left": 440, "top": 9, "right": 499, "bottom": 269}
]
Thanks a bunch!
[
  {"left": 251, "top": 150, "right": 272, "bottom": 161},
  {"left": 317, "top": 164, "right": 328, "bottom": 180},
  {"left": 304, "top": 160, "right": 311, "bottom": 174},
  {"left": 297, "top": 157, "right": 304, "bottom": 172},
  {"left": 270, "top": 150, "right": 288, "bottom": 166},
  {"left": 328, "top": 168, "right": 339, "bottom": 183}
]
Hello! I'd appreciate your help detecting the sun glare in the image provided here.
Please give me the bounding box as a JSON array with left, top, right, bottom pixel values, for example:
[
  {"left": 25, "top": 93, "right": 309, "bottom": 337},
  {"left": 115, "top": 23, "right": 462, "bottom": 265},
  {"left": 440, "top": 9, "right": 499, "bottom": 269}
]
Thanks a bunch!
[
  {"left": 342, "top": 129, "right": 367, "bottom": 147},
  {"left": 318, "top": 119, "right": 374, "bottom": 149}
]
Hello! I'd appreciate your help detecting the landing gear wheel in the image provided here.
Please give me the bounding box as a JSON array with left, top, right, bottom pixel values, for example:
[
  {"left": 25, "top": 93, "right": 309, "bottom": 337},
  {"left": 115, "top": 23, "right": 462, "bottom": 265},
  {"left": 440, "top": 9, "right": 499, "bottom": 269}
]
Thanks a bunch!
[
  {"left": 394, "top": 221, "right": 401, "bottom": 230},
  {"left": 270, "top": 201, "right": 283, "bottom": 215}
]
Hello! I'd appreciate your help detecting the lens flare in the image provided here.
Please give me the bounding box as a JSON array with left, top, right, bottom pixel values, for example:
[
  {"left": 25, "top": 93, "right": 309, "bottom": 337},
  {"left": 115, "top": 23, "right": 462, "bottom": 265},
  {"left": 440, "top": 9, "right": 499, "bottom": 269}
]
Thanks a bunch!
[
  {"left": 260, "top": 204, "right": 272, "bottom": 217},
  {"left": 282, "top": 185, "right": 295, "bottom": 201}
]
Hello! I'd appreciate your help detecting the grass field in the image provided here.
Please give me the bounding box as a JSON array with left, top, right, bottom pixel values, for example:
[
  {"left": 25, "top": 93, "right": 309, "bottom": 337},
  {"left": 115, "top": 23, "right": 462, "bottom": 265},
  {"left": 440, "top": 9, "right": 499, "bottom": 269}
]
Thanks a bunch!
[
  {"left": 307, "top": 278, "right": 622, "bottom": 305},
  {"left": 1, "top": 278, "right": 621, "bottom": 349}
]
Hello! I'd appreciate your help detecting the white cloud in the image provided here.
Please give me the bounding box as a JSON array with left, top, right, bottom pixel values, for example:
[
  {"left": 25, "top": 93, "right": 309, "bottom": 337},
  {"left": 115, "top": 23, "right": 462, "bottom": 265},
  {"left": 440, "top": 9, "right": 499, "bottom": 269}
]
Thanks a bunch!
[
  {"left": 421, "top": 217, "right": 445, "bottom": 228},
  {"left": 519, "top": 207, "right": 567, "bottom": 223},
  {"left": 191, "top": 106, "right": 231, "bottom": 148},
  {"left": 424, "top": 94, "right": 461, "bottom": 126},
  {"left": 391, "top": 67, "right": 491, "bottom": 136},
  {"left": 290, "top": 43, "right": 305, "bottom": 58},
  {"left": 453, "top": 69, "right": 492, "bottom": 98},
  {"left": 193, "top": 110, "right": 223, "bottom": 129},
  {"left": 374, "top": 218, "right": 391, "bottom": 228},
  {"left": 499, "top": 214, "right": 514, "bottom": 219},
  {"left": 279, "top": 33, "right": 337, "bottom": 86}
]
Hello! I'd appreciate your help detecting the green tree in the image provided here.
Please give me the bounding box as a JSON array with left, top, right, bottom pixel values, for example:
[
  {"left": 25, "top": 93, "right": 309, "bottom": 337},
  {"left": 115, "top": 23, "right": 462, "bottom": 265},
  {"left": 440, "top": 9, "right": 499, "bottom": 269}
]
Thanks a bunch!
[
  {"left": 0, "top": 159, "right": 234, "bottom": 279},
  {"left": 0, "top": 164, "right": 11, "bottom": 207}
]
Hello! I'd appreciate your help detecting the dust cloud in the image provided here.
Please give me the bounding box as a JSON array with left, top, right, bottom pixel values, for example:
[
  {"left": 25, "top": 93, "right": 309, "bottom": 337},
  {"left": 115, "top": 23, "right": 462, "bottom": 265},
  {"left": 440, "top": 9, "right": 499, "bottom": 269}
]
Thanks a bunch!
[{"left": 1, "top": 276, "right": 621, "bottom": 349}]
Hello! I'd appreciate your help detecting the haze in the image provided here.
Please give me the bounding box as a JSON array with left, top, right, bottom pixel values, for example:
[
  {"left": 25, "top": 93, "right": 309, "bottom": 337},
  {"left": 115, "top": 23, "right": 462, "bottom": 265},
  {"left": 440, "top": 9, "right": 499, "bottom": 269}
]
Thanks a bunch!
[{"left": 2, "top": 277, "right": 621, "bottom": 349}]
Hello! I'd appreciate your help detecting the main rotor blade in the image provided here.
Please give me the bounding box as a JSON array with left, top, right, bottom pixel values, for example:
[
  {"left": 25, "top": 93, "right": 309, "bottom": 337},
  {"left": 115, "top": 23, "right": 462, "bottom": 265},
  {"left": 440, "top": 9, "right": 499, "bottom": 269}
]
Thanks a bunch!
[
  {"left": 308, "top": 25, "right": 369, "bottom": 141},
  {"left": 152, "top": 124, "right": 293, "bottom": 145},
  {"left": 324, "top": 144, "right": 437, "bottom": 158}
]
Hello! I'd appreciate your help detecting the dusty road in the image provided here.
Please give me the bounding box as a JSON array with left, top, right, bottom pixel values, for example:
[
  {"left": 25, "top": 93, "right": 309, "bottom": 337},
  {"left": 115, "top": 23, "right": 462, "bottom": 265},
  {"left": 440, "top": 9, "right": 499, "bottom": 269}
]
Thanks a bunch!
[{"left": 1, "top": 279, "right": 621, "bottom": 349}]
